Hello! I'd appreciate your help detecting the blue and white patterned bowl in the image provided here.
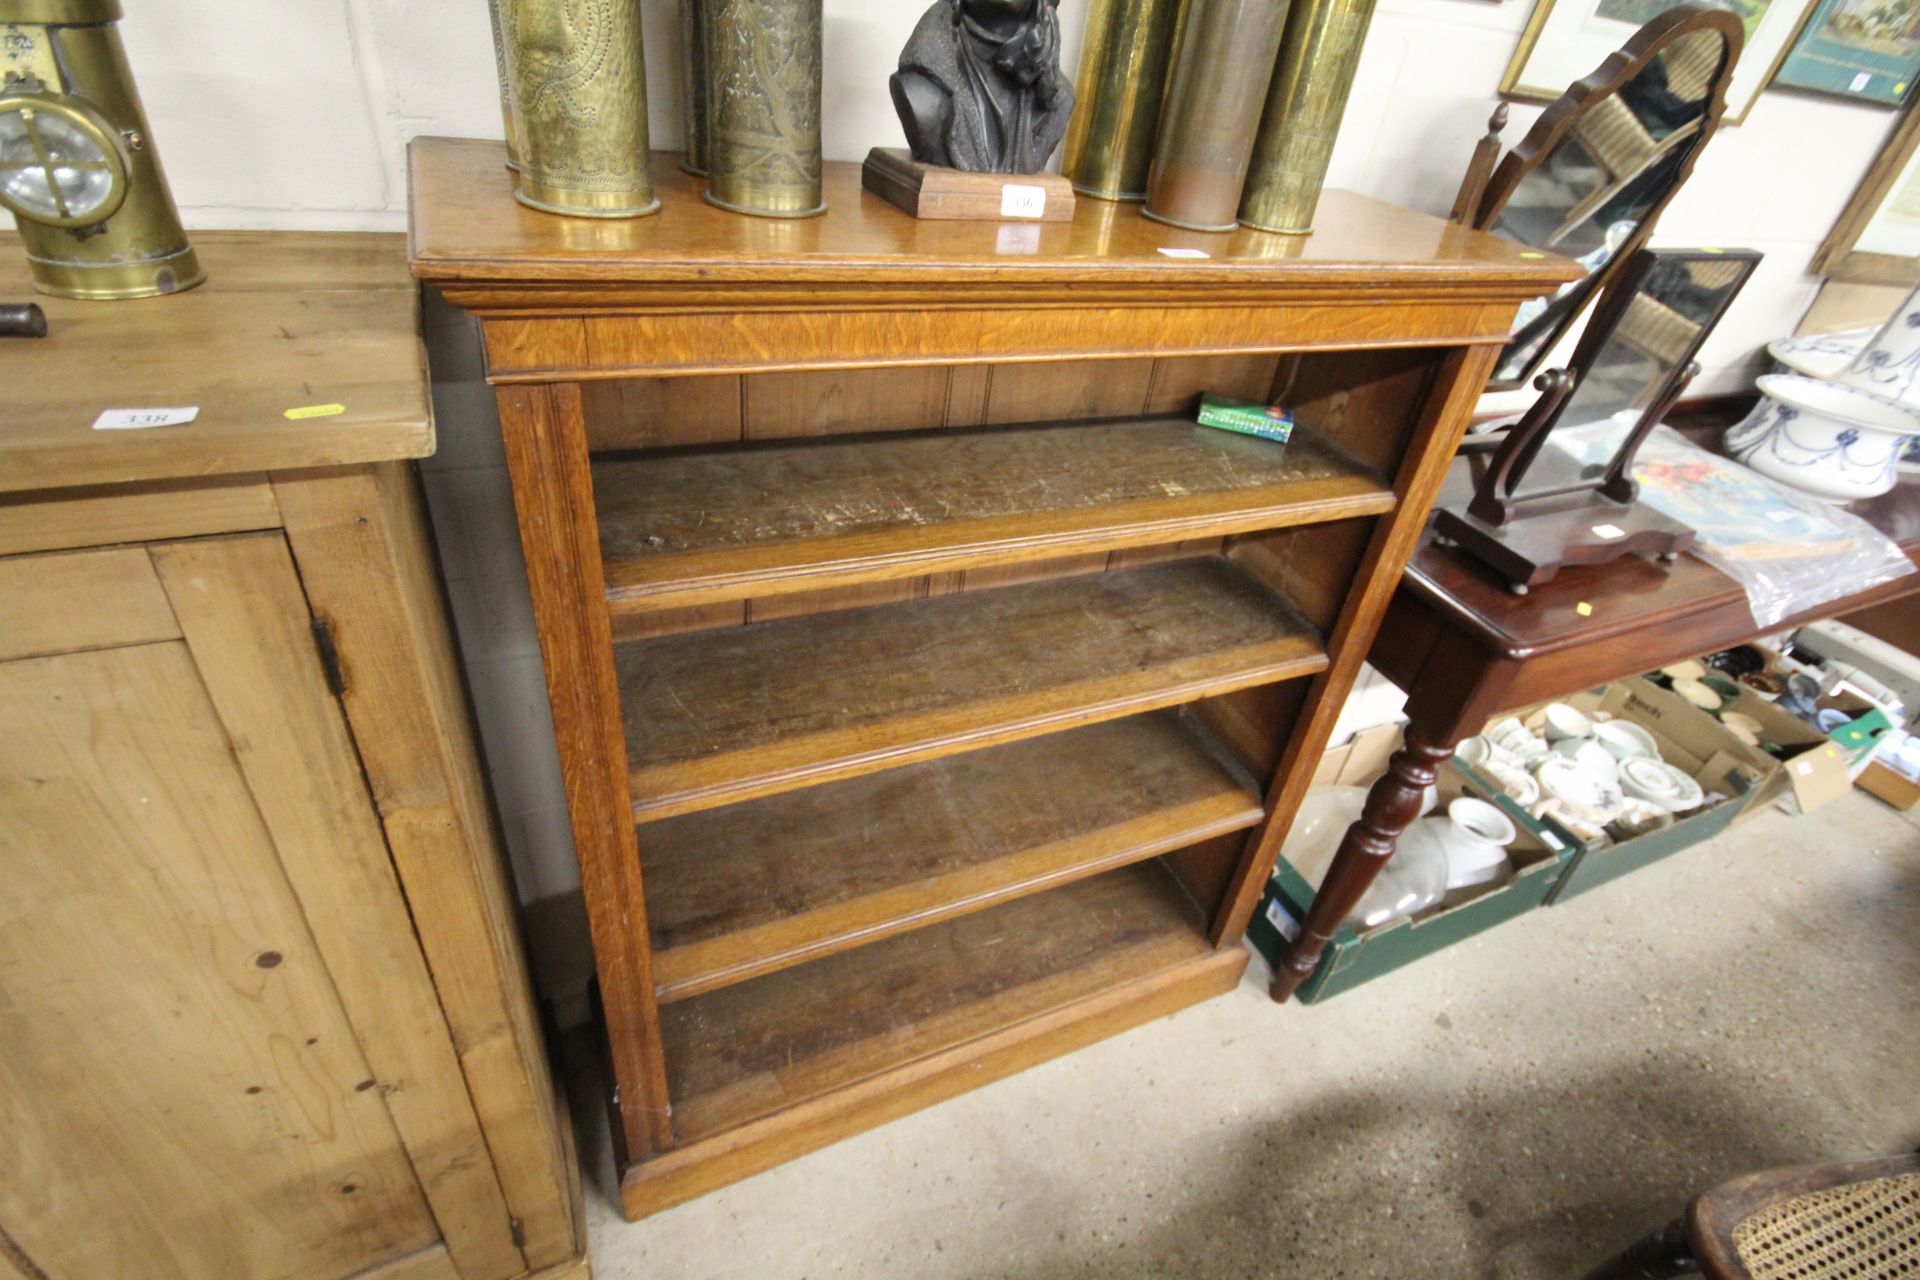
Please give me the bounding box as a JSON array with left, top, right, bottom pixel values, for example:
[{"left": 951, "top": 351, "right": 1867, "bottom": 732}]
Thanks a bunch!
[
  {"left": 1725, "top": 373, "right": 1920, "bottom": 503},
  {"left": 1767, "top": 327, "right": 1875, "bottom": 381}
]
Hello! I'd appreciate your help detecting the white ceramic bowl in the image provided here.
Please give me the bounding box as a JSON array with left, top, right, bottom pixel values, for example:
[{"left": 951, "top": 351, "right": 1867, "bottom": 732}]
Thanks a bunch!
[
  {"left": 1552, "top": 736, "right": 1620, "bottom": 785},
  {"left": 1542, "top": 702, "right": 1594, "bottom": 742},
  {"left": 1592, "top": 720, "right": 1658, "bottom": 762},
  {"left": 1725, "top": 374, "right": 1920, "bottom": 502},
  {"left": 1618, "top": 757, "right": 1705, "bottom": 815}
]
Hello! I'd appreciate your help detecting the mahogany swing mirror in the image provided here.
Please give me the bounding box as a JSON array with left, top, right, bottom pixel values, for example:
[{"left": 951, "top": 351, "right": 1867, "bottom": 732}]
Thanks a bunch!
[
  {"left": 1453, "top": 3, "right": 1745, "bottom": 392},
  {"left": 1434, "top": 245, "right": 1764, "bottom": 592}
]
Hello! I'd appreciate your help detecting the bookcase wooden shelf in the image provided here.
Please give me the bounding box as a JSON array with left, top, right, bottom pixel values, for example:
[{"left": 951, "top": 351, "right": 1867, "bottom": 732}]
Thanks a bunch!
[
  {"left": 409, "top": 136, "right": 1578, "bottom": 1221},
  {"left": 594, "top": 417, "right": 1395, "bottom": 612},
  {"left": 618, "top": 555, "right": 1325, "bottom": 820}
]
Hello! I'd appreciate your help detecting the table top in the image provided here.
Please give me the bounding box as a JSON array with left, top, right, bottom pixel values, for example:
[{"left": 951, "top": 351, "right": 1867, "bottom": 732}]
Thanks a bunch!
[
  {"left": 1, "top": 231, "right": 431, "bottom": 494},
  {"left": 407, "top": 137, "right": 1582, "bottom": 298},
  {"left": 1405, "top": 456, "right": 1920, "bottom": 666}
]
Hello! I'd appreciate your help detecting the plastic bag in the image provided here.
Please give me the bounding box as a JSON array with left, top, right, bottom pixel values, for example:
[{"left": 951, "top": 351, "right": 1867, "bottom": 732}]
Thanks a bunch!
[{"left": 1548, "top": 419, "right": 1915, "bottom": 629}]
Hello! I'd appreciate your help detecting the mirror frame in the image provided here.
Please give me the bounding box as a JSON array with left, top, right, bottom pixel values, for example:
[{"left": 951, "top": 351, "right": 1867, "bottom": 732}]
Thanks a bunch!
[
  {"left": 1431, "top": 244, "right": 1762, "bottom": 592},
  {"left": 1468, "top": 3, "right": 1745, "bottom": 392},
  {"left": 1470, "top": 245, "right": 1765, "bottom": 525}
]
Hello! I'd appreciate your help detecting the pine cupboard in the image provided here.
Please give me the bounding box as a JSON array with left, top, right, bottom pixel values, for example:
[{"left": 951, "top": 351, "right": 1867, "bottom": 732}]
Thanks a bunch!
[
  {"left": 0, "top": 234, "right": 584, "bottom": 1280},
  {"left": 408, "top": 136, "right": 1580, "bottom": 1220}
]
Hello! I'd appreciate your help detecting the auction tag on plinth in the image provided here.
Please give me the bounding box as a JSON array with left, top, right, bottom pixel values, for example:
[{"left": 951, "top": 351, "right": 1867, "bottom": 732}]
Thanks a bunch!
[{"left": 1000, "top": 184, "right": 1046, "bottom": 219}]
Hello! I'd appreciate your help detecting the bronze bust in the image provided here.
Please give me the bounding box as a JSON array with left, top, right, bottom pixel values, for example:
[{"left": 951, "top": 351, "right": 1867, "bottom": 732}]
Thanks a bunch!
[{"left": 890, "top": 0, "right": 1074, "bottom": 175}]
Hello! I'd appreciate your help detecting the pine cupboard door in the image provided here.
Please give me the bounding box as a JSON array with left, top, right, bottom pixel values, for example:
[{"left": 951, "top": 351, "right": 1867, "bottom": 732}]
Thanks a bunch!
[{"left": 0, "top": 538, "right": 517, "bottom": 1280}]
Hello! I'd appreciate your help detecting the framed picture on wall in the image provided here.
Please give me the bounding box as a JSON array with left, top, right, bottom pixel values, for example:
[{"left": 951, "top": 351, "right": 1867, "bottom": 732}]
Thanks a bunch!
[
  {"left": 1814, "top": 100, "right": 1920, "bottom": 282},
  {"left": 1501, "top": 0, "right": 1820, "bottom": 123},
  {"left": 1774, "top": 0, "right": 1920, "bottom": 105}
]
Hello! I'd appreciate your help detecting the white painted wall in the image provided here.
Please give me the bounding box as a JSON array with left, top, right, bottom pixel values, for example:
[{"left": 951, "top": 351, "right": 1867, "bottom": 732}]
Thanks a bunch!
[
  {"left": 88, "top": 0, "right": 1899, "bottom": 383},
  {"left": 75, "top": 0, "right": 1906, "bottom": 922}
]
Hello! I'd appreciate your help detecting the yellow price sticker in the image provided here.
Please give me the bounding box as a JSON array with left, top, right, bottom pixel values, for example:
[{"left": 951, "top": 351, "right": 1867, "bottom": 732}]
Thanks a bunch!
[
  {"left": 284, "top": 403, "right": 346, "bottom": 420},
  {"left": 1519, "top": 251, "right": 1547, "bottom": 259},
  {"left": 1575, "top": 601, "right": 1593, "bottom": 617}
]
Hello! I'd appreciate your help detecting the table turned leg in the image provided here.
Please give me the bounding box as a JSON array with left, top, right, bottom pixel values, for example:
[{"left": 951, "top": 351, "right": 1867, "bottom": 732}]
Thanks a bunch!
[{"left": 1269, "top": 729, "right": 1456, "bottom": 1002}]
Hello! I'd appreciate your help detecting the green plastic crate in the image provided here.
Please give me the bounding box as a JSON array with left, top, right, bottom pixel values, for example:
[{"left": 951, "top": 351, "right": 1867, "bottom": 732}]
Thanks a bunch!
[{"left": 1249, "top": 760, "right": 1579, "bottom": 1003}]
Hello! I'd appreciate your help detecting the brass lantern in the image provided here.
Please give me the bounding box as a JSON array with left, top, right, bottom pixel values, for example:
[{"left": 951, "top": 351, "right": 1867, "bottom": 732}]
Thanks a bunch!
[{"left": 0, "top": 0, "right": 201, "bottom": 299}]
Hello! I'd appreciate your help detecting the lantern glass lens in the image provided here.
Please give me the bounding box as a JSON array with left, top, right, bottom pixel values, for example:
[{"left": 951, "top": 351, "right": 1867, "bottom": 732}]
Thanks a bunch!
[{"left": 0, "top": 101, "right": 120, "bottom": 224}]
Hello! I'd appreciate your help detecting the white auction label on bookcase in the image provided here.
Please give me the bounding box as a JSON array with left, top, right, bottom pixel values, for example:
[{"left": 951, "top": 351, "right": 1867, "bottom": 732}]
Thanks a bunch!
[
  {"left": 1000, "top": 183, "right": 1046, "bottom": 219},
  {"left": 93, "top": 407, "right": 199, "bottom": 430}
]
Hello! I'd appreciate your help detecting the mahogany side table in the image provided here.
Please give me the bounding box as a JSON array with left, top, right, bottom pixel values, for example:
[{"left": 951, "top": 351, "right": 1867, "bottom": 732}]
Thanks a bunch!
[{"left": 1269, "top": 460, "right": 1920, "bottom": 1001}]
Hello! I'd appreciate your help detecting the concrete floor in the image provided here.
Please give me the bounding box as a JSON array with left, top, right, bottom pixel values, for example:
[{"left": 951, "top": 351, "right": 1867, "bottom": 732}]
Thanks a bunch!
[{"left": 570, "top": 792, "right": 1920, "bottom": 1279}]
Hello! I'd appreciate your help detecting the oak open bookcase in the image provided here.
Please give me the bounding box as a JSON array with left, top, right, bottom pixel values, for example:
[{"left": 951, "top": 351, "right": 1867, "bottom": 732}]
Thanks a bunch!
[{"left": 408, "top": 137, "right": 1575, "bottom": 1220}]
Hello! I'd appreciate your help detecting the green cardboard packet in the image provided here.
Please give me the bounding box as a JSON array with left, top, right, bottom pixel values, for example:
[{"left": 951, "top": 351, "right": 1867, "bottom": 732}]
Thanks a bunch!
[{"left": 1197, "top": 392, "right": 1293, "bottom": 442}]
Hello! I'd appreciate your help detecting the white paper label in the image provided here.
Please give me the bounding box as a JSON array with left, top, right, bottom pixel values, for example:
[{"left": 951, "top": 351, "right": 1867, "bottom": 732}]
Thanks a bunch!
[
  {"left": 1264, "top": 898, "right": 1301, "bottom": 942},
  {"left": 1590, "top": 523, "right": 1626, "bottom": 540},
  {"left": 1852, "top": 71, "right": 1874, "bottom": 92},
  {"left": 995, "top": 223, "right": 1041, "bottom": 255},
  {"left": 93, "top": 407, "right": 199, "bottom": 430},
  {"left": 1000, "top": 183, "right": 1046, "bottom": 219},
  {"left": 1158, "top": 247, "right": 1210, "bottom": 259},
  {"left": 1538, "top": 829, "right": 1564, "bottom": 851}
]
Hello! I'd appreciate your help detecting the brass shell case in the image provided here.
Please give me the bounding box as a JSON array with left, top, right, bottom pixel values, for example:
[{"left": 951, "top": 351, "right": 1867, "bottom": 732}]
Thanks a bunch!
[
  {"left": 1061, "top": 0, "right": 1189, "bottom": 202},
  {"left": 6, "top": 17, "right": 202, "bottom": 299},
  {"left": 484, "top": 0, "right": 524, "bottom": 171},
  {"left": 0, "top": 0, "right": 119, "bottom": 24},
  {"left": 504, "top": 0, "right": 659, "bottom": 219},
  {"left": 1142, "top": 0, "right": 1291, "bottom": 232},
  {"left": 678, "top": 0, "right": 710, "bottom": 176},
  {"left": 705, "top": 0, "right": 824, "bottom": 218},
  {"left": 1238, "top": 0, "right": 1378, "bottom": 235}
]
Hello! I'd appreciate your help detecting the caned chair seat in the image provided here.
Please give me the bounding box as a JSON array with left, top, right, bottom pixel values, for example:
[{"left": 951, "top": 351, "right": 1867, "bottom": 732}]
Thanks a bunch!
[
  {"left": 1726, "top": 1172, "right": 1920, "bottom": 1279},
  {"left": 1587, "top": 1155, "right": 1920, "bottom": 1279}
]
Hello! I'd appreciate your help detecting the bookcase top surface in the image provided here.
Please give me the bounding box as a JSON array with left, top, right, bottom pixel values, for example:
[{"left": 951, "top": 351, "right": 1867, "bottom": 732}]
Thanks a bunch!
[{"left": 408, "top": 137, "right": 1580, "bottom": 296}]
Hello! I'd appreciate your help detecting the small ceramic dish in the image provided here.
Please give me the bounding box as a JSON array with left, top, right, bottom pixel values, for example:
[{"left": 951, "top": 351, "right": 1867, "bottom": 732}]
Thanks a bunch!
[
  {"left": 1453, "top": 735, "right": 1499, "bottom": 769},
  {"left": 1495, "top": 769, "right": 1541, "bottom": 809},
  {"left": 1661, "top": 659, "right": 1707, "bottom": 681},
  {"left": 1536, "top": 755, "right": 1624, "bottom": 822},
  {"left": 1592, "top": 719, "right": 1658, "bottom": 762},
  {"left": 1720, "top": 710, "right": 1765, "bottom": 747},
  {"left": 1672, "top": 675, "right": 1723, "bottom": 711},
  {"left": 1487, "top": 716, "right": 1531, "bottom": 746},
  {"left": 1542, "top": 702, "right": 1594, "bottom": 742},
  {"left": 1490, "top": 724, "right": 1551, "bottom": 766},
  {"left": 1607, "top": 798, "right": 1674, "bottom": 841},
  {"left": 1618, "top": 757, "right": 1705, "bottom": 814}
]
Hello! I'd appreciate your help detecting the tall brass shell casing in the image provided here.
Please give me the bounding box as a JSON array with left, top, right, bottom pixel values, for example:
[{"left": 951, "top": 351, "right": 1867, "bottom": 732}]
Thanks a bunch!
[
  {"left": 1142, "top": 0, "right": 1291, "bottom": 232},
  {"left": 503, "top": 0, "right": 658, "bottom": 218},
  {"left": 705, "top": 0, "right": 824, "bottom": 218},
  {"left": 678, "top": 0, "right": 710, "bottom": 176},
  {"left": 1062, "top": 0, "right": 1189, "bottom": 202},
  {"left": 0, "top": 0, "right": 201, "bottom": 299},
  {"left": 1239, "top": 0, "right": 1379, "bottom": 234},
  {"left": 484, "top": 0, "right": 525, "bottom": 172}
]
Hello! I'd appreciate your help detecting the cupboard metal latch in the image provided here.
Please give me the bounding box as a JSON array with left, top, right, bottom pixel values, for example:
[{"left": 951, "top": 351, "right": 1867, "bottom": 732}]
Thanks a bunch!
[{"left": 311, "top": 617, "right": 347, "bottom": 696}]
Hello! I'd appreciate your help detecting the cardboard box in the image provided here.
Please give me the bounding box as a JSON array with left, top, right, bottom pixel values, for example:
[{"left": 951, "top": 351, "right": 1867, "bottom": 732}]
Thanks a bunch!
[
  {"left": 1861, "top": 760, "right": 1920, "bottom": 811},
  {"left": 1311, "top": 721, "right": 1402, "bottom": 788},
  {"left": 1540, "top": 679, "right": 1771, "bottom": 902},
  {"left": 1249, "top": 758, "right": 1577, "bottom": 1003},
  {"left": 1708, "top": 685, "right": 1853, "bottom": 815}
]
